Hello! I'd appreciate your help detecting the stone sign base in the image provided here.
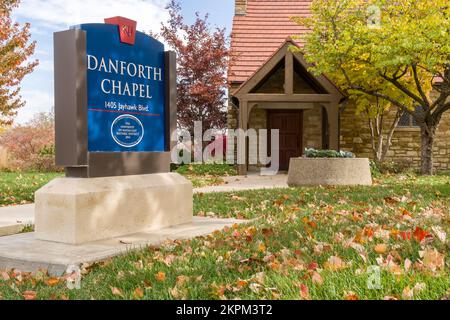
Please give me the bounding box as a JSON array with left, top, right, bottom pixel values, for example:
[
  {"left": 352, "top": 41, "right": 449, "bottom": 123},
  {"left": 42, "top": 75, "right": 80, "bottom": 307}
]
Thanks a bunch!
[{"left": 35, "top": 173, "right": 193, "bottom": 245}]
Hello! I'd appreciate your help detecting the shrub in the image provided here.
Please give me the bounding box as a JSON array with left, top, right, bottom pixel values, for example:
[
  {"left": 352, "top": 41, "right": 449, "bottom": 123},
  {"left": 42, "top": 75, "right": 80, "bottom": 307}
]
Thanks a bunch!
[
  {"left": 304, "top": 148, "right": 355, "bottom": 159},
  {"left": 375, "top": 160, "right": 415, "bottom": 174},
  {"left": 369, "top": 160, "right": 382, "bottom": 177},
  {"left": 0, "top": 112, "right": 60, "bottom": 172}
]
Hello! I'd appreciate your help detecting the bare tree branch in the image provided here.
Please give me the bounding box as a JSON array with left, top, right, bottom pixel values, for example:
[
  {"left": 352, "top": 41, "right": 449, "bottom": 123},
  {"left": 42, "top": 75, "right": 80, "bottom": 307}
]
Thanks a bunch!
[
  {"left": 412, "top": 63, "right": 430, "bottom": 108},
  {"left": 379, "top": 72, "right": 426, "bottom": 106}
]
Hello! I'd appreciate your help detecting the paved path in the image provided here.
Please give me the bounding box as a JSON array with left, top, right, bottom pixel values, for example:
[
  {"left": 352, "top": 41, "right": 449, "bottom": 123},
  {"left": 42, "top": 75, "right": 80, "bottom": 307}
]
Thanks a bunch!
[
  {"left": 0, "top": 217, "right": 248, "bottom": 275},
  {"left": 194, "top": 173, "right": 289, "bottom": 193},
  {"left": 0, "top": 204, "right": 34, "bottom": 236},
  {"left": 0, "top": 174, "right": 289, "bottom": 236}
]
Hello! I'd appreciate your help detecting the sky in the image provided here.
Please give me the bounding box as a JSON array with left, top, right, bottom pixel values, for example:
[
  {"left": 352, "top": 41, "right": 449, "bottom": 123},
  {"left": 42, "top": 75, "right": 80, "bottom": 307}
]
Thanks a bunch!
[{"left": 11, "top": 0, "right": 234, "bottom": 124}]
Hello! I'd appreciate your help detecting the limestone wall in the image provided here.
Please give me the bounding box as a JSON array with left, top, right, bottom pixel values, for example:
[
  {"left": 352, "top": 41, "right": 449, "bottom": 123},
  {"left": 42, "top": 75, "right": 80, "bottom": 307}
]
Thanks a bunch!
[
  {"left": 340, "top": 102, "right": 450, "bottom": 171},
  {"left": 303, "top": 107, "right": 322, "bottom": 150}
]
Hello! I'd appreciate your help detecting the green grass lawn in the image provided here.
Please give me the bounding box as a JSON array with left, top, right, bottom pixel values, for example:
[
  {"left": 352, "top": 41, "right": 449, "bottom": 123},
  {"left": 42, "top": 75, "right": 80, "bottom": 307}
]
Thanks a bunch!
[
  {"left": 0, "top": 164, "right": 236, "bottom": 206},
  {"left": 0, "top": 172, "right": 448, "bottom": 300},
  {"left": 173, "top": 163, "right": 237, "bottom": 188},
  {"left": 0, "top": 172, "right": 63, "bottom": 206}
]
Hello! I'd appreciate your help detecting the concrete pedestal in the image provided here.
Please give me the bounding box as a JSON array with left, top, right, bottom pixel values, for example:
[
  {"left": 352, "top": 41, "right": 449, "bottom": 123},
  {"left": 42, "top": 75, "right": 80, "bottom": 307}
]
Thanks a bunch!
[
  {"left": 288, "top": 158, "right": 373, "bottom": 186},
  {"left": 35, "top": 173, "right": 193, "bottom": 244}
]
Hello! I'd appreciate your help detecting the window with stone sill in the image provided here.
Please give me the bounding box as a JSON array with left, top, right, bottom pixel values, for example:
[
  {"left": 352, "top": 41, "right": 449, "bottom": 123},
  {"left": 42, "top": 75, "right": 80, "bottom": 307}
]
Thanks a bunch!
[{"left": 398, "top": 107, "right": 421, "bottom": 128}]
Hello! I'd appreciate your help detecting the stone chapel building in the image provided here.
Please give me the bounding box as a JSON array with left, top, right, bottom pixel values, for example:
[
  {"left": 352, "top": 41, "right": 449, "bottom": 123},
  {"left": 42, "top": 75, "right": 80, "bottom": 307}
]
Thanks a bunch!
[{"left": 227, "top": 0, "right": 450, "bottom": 175}]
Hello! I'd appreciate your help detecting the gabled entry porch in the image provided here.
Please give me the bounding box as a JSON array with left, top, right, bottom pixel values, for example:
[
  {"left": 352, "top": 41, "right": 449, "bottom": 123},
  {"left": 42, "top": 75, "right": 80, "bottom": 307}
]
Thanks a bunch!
[{"left": 230, "top": 39, "right": 345, "bottom": 175}]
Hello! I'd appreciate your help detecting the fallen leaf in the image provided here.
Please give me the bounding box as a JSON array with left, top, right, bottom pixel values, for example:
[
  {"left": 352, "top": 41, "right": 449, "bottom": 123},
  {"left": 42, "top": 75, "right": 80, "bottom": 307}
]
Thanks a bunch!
[
  {"left": 249, "top": 283, "right": 263, "bottom": 294},
  {"left": 387, "top": 261, "right": 403, "bottom": 275},
  {"left": 0, "top": 271, "right": 10, "bottom": 281},
  {"left": 344, "top": 292, "right": 359, "bottom": 300},
  {"left": 374, "top": 244, "right": 388, "bottom": 254},
  {"left": 169, "top": 286, "right": 183, "bottom": 299},
  {"left": 384, "top": 196, "right": 401, "bottom": 205},
  {"left": 399, "top": 231, "right": 412, "bottom": 241},
  {"left": 312, "top": 272, "right": 324, "bottom": 285},
  {"left": 413, "top": 283, "right": 426, "bottom": 294},
  {"left": 45, "top": 278, "right": 60, "bottom": 287},
  {"left": 262, "top": 228, "right": 274, "bottom": 238},
  {"left": 299, "top": 284, "right": 310, "bottom": 300},
  {"left": 324, "top": 256, "right": 347, "bottom": 271},
  {"left": 176, "top": 275, "right": 189, "bottom": 286},
  {"left": 422, "top": 249, "right": 445, "bottom": 272},
  {"left": 413, "top": 227, "right": 430, "bottom": 242},
  {"left": 23, "top": 291, "right": 37, "bottom": 300},
  {"left": 258, "top": 243, "right": 267, "bottom": 253},
  {"left": 402, "top": 286, "right": 414, "bottom": 300},
  {"left": 155, "top": 271, "right": 166, "bottom": 282},
  {"left": 111, "top": 287, "right": 124, "bottom": 297},
  {"left": 431, "top": 226, "right": 446, "bottom": 243},
  {"left": 404, "top": 258, "right": 412, "bottom": 272},
  {"left": 133, "top": 287, "right": 144, "bottom": 299},
  {"left": 253, "top": 272, "right": 265, "bottom": 285},
  {"left": 308, "top": 262, "right": 319, "bottom": 271}
]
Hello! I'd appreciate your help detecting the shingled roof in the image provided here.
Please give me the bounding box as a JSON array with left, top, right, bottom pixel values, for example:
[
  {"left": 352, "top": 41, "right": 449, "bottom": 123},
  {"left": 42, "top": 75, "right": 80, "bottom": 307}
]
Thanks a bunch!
[{"left": 229, "top": 0, "right": 312, "bottom": 84}]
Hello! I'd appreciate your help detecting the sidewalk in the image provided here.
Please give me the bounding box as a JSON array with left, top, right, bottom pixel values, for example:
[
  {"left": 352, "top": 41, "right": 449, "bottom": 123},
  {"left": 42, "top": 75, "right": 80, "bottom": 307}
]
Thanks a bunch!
[
  {"left": 194, "top": 173, "right": 289, "bottom": 193},
  {"left": 0, "top": 204, "right": 34, "bottom": 236},
  {"left": 0, "top": 174, "right": 289, "bottom": 236}
]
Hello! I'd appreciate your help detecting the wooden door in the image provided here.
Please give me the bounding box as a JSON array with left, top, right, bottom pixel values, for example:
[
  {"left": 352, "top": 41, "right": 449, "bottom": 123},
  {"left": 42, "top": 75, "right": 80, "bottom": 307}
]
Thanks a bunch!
[{"left": 268, "top": 110, "right": 303, "bottom": 171}]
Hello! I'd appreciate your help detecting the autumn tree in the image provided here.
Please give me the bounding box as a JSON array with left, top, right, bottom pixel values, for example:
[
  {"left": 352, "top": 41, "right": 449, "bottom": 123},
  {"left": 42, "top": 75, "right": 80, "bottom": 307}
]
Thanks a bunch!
[
  {"left": 294, "top": 0, "right": 450, "bottom": 175},
  {"left": 157, "top": 0, "right": 229, "bottom": 136},
  {"left": 0, "top": 0, "right": 38, "bottom": 126}
]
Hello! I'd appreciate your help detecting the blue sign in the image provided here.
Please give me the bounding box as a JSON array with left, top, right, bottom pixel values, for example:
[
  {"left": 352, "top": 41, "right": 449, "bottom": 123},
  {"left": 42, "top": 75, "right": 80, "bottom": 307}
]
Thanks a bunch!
[{"left": 73, "top": 23, "right": 166, "bottom": 153}]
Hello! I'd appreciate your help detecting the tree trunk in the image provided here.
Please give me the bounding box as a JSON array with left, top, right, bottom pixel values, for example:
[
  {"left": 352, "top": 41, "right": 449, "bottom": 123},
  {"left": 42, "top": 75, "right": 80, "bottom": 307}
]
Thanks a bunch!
[{"left": 420, "top": 124, "right": 436, "bottom": 175}]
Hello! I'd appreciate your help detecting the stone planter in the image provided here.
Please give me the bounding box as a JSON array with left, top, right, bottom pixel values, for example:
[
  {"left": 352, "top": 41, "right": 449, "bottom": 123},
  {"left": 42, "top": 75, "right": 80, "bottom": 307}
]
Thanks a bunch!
[{"left": 288, "top": 158, "right": 372, "bottom": 186}]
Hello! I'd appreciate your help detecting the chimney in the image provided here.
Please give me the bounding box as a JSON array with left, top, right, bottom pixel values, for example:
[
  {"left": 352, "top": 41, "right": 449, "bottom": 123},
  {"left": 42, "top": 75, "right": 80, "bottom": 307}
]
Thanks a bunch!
[{"left": 235, "top": 0, "right": 247, "bottom": 16}]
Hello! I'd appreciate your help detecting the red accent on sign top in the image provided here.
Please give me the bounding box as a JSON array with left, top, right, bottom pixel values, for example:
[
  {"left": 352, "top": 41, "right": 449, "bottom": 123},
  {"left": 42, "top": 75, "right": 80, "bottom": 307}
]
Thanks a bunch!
[{"left": 104, "top": 16, "right": 137, "bottom": 45}]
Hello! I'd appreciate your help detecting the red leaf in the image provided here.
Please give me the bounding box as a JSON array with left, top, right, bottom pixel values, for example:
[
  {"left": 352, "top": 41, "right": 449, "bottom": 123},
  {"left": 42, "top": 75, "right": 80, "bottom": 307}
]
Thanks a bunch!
[
  {"left": 300, "top": 284, "right": 310, "bottom": 300},
  {"left": 413, "top": 227, "right": 429, "bottom": 242},
  {"left": 308, "top": 262, "right": 319, "bottom": 271},
  {"left": 399, "top": 231, "right": 412, "bottom": 241}
]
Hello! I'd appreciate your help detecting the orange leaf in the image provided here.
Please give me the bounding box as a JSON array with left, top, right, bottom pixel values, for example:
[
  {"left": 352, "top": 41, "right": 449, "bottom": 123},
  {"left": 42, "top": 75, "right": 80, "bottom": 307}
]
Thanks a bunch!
[
  {"left": 258, "top": 243, "right": 267, "bottom": 253},
  {"left": 155, "top": 272, "right": 166, "bottom": 282},
  {"left": 269, "top": 261, "right": 281, "bottom": 271},
  {"left": 133, "top": 287, "right": 144, "bottom": 299},
  {"left": 45, "top": 278, "right": 60, "bottom": 287},
  {"left": 364, "top": 227, "right": 375, "bottom": 239},
  {"left": 23, "top": 291, "right": 37, "bottom": 300},
  {"left": 345, "top": 293, "right": 359, "bottom": 300},
  {"left": 374, "top": 244, "right": 388, "bottom": 254},
  {"left": 401, "top": 209, "right": 412, "bottom": 217}
]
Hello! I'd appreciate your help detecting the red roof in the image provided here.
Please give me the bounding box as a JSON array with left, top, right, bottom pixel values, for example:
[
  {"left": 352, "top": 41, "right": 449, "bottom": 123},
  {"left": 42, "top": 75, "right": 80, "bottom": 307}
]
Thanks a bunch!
[{"left": 229, "top": 0, "right": 312, "bottom": 83}]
